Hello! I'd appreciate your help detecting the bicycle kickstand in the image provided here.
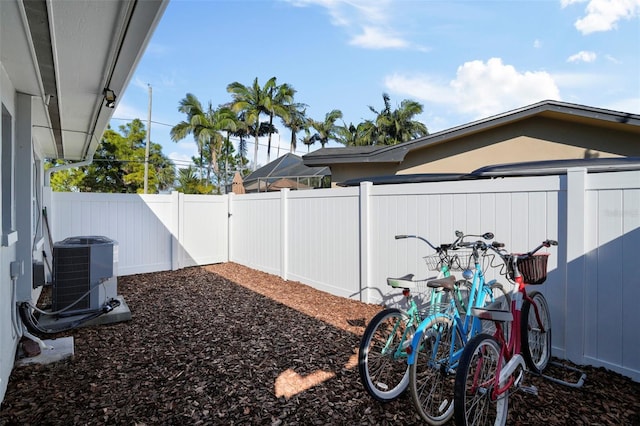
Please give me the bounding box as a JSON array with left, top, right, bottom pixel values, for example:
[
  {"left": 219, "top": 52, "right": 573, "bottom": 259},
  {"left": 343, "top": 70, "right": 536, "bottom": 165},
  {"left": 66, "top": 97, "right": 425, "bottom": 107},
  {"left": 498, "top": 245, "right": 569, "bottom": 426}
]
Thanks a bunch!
[{"left": 538, "top": 361, "right": 587, "bottom": 388}]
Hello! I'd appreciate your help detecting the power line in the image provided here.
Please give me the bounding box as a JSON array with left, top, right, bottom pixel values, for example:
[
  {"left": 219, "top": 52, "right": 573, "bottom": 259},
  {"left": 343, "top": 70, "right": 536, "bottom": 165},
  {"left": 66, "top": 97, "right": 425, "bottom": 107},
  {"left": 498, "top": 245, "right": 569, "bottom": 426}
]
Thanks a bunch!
[{"left": 110, "top": 117, "right": 318, "bottom": 158}]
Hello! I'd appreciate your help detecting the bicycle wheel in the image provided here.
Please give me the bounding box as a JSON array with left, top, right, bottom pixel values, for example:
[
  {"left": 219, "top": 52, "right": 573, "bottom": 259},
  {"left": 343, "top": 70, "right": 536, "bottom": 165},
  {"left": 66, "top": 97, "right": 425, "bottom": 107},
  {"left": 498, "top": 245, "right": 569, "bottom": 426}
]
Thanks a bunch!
[
  {"left": 481, "top": 283, "right": 511, "bottom": 341},
  {"left": 358, "top": 308, "right": 414, "bottom": 402},
  {"left": 521, "top": 290, "right": 551, "bottom": 374},
  {"left": 454, "top": 334, "right": 509, "bottom": 426},
  {"left": 409, "top": 316, "right": 463, "bottom": 425}
]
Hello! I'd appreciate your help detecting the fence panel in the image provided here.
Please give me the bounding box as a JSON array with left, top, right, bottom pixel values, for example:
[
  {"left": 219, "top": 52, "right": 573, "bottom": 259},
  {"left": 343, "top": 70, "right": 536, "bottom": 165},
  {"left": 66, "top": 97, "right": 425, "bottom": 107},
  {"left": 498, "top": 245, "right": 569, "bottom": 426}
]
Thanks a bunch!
[
  {"left": 286, "top": 187, "right": 361, "bottom": 298},
  {"left": 583, "top": 170, "right": 640, "bottom": 379},
  {"left": 48, "top": 169, "right": 640, "bottom": 381},
  {"left": 178, "top": 194, "right": 229, "bottom": 268},
  {"left": 50, "top": 192, "right": 175, "bottom": 275},
  {"left": 229, "top": 192, "right": 282, "bottom": 276},
  {"left": 366, "top": 176, "right": 562, "bottom": 305}
]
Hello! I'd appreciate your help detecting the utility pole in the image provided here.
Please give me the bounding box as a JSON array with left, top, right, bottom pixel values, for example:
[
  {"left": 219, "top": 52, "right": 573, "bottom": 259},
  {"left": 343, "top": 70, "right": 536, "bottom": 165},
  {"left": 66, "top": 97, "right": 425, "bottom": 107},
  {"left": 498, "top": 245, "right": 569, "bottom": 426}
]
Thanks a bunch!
[{"left": 144, "top": 84, "right": 152, "bottom": 193}]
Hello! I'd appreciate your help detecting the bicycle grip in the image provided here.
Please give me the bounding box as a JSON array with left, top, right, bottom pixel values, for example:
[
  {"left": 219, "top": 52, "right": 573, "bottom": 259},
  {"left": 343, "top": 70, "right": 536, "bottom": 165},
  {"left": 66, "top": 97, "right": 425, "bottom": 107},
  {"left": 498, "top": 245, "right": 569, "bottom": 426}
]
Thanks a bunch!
[
  {"left": 395, "top": 235, "right": 409, "bottom": 239},
  {"left": 544, "top": 239, "right": 558, "bottom": 247},
  {"left": 492, "top": 241, "right": 505, "bottom": 248}
]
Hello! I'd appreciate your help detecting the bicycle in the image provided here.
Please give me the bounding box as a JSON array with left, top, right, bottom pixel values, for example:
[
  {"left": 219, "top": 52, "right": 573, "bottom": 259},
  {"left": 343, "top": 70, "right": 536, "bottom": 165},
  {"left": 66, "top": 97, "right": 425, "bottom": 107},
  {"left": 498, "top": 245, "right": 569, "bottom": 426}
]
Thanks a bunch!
[
  {"left": 407, "top": 232, "right": 511, "bottom": 425},
  {"left": 453, "top": 239, "right": 584, "bottom": 426},
  {"left": 358, "top": 232, "right": 471, "bottom": 402}
]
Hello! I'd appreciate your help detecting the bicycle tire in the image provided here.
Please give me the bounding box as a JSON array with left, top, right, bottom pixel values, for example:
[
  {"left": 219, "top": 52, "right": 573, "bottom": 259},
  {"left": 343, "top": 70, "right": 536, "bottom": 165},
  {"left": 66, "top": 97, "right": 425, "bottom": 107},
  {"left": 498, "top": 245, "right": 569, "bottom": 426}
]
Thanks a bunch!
[
  {"left": 521, "top": 290, "right": 551, "bottom": 374},
  {"left": 358, "top": 308, "right": 414, "bottom": 402},
  {"left": 454, "top": 334, "right": 509, "bottom": 426},
  {"left": 409, "top": 316, "right": 463, "bottom": 425}
]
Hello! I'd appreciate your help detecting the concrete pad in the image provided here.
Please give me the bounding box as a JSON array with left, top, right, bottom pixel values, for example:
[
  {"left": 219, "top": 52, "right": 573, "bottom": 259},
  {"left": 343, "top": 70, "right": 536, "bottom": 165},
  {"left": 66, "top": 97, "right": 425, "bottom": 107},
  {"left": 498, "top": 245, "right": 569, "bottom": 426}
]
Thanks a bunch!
[
  {"left": 37, "top": 295, "right": 131, "bottom": 331},
  {"left": 15, "top": 336, "right": 74, "bottom": 366}
]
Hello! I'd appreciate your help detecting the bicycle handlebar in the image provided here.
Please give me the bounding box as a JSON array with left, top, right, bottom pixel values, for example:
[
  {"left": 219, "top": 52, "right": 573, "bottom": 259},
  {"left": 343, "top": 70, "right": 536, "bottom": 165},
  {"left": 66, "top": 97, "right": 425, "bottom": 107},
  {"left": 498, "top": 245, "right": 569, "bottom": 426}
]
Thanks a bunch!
[
  {"left": 486, "top": 238, "right": 559, "bottom": 263},
  {"left": 396, "top": 230, "right": 495, "bottom": 254},
  {"left": 394, "top": 234, "right": 439, "bottom": 251}
]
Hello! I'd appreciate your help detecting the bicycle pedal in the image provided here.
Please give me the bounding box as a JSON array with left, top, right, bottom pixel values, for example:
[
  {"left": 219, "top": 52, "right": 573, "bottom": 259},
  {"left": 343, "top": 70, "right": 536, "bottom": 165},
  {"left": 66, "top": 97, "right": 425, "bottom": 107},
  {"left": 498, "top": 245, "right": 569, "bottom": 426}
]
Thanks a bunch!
[{"left": 519, "top": 384, "right": 538, "bottom": 396}]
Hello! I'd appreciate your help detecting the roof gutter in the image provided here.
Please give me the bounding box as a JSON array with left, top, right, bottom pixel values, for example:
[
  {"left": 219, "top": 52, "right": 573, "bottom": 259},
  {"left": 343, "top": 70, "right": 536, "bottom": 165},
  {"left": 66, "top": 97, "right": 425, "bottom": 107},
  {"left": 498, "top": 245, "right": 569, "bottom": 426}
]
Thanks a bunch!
[{"left": 44, "top": 159, "right": 93, "bottom": 187}]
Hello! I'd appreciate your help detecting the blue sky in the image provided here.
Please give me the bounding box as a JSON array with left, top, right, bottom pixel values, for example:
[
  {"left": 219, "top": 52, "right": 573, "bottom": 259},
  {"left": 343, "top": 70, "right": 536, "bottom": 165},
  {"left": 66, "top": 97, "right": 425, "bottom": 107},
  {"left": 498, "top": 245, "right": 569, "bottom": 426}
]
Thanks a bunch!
[{"left": 112, "top": 0, "right": 640, "bottom": 170}]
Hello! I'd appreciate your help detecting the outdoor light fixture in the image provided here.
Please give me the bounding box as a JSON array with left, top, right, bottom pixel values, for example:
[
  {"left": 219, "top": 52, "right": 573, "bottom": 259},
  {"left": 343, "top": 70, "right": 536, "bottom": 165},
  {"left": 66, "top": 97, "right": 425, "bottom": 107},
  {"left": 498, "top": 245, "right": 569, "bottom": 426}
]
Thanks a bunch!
[{"left": 104, "top": 88, "right": 116, "bottom": 108}]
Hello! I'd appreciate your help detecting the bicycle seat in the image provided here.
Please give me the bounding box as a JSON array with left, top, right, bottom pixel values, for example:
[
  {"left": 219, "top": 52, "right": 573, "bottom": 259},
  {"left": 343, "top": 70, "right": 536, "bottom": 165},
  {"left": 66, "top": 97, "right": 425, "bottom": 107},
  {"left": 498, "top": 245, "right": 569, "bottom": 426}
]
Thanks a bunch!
[
  {"left": 471, "top": 307, "right": 513, "bottom": 322},
  {"left": 426, "top": 275, "right": 456, "bottom": 291},
  {"left": 387, "top": 274, "right": 415, "bottom": 288}
]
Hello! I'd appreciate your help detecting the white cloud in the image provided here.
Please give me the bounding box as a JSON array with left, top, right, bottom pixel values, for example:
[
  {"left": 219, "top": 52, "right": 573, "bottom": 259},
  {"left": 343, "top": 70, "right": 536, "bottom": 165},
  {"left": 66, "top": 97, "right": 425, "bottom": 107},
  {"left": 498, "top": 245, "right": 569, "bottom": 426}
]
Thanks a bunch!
[
  {"left": 385, "top": 58, "right": 561, "bottom": 120},
  {"left": 604, "top": 97, "right": 640, "bottom": 113},
  {"left": 349, "top": 26, "right": 408, "bottom": 49},
  {"left": 605, "top": 54, "right": 622, "bottom": 64},
  {"left": 567, "top": 50, "right": 597, "bottom": 62},
  {"left": 561, "top": 0, "right": 589, "bottom": 7},
  {"left": 533, "top": 39, "right": 543, "bottom": 49},
  {"left": 168, "top": 151, "right": 195, "bottom": 169},
  {"left": 551, "top": 71, "right": 612, "bottom": 91},
  {"left": 144, "top": 42, "right": 170, "bottom": 56},
  {"left": 113, "top": 101, "right": 148, "bottom": 122},
  {"left": 285, "top": 0, "right": 413, "bottom": 49},
  {"left": 571, "top": 0, "right": 640, "bottom": 34}
]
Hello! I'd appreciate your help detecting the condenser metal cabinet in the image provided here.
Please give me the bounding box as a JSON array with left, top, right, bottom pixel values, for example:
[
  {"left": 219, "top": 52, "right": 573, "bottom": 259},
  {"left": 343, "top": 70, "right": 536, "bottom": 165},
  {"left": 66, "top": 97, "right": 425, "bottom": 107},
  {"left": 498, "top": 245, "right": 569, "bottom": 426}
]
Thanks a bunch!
[{"left": 52, "top": 236, "right": 118, "bottom": 315}]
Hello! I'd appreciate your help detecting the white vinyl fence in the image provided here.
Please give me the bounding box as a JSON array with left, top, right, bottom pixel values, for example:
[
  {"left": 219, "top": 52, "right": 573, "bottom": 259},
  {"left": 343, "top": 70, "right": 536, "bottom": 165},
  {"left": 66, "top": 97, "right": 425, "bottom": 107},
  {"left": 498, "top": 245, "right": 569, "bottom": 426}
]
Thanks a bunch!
[
  {"left": 46, "top": 191, "right": 228, "bottom": 275},
  {"left": 47, "top": 168, "right": 640, "bottom": 381}
]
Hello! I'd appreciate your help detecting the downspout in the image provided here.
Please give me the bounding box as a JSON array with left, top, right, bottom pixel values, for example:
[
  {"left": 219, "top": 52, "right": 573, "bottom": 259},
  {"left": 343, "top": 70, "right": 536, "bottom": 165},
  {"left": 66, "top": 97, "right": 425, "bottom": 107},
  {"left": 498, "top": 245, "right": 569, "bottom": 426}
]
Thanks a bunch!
[{"left": 44, "top": 159, "right": 93, "bottom": 187}]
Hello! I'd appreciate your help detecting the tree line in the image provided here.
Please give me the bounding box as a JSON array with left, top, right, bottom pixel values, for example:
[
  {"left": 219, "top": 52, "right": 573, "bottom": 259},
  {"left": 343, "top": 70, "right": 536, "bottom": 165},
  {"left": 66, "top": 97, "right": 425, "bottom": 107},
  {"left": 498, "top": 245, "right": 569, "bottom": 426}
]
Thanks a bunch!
[
  {"left": 174, "top": 77, "right": 429, "bottom": 176},
  {"left": 49, "top": 76, "right": 429, "bottom": 194}
]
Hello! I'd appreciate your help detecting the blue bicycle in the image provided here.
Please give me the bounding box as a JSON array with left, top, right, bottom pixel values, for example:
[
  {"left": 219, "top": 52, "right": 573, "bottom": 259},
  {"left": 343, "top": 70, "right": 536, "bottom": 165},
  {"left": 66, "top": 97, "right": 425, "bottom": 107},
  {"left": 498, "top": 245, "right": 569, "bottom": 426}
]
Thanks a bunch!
[
  {"left": 407, "top": 232, "right": 510, "bottom": 425},
  {"left": 358, "top": 232, "right": 471, "bottom": 402}
]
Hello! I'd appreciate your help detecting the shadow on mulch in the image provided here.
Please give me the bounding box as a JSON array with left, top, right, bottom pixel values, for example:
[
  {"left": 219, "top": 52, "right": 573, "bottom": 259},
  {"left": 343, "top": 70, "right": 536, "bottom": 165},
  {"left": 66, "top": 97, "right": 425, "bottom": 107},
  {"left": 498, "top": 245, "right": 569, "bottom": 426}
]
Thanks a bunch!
[{"left": 0, "top": 266, "right": 639, "bottom": 425}]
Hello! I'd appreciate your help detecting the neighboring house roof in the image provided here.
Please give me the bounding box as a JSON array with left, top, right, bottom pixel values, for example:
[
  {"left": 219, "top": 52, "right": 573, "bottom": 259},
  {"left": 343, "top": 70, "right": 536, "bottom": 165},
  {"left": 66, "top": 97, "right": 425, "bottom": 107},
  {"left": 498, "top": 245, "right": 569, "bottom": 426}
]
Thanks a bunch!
[
  {"left": 242, "top": 153, "right": 331, "bottom": 191},
  {"left": 303, "top": 100, "right": 640, "bottom": 167},
  {"left": 245, "top": 153, "right": 330, "bottom": 181}
]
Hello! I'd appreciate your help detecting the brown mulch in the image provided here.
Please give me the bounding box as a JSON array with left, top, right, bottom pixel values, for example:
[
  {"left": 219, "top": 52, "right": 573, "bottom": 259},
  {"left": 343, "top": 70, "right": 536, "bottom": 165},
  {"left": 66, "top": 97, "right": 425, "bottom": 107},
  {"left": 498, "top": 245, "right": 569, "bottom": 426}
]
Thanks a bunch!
[{"left": 0, "top": 263, "right": 638, "bottom": 425}]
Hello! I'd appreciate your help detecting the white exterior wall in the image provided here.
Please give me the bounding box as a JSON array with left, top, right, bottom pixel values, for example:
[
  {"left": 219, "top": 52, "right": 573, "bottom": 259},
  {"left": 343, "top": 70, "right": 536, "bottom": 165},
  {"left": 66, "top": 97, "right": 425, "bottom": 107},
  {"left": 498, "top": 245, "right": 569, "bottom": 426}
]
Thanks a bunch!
[
  {"left": 0, "top": 56, "right": 19, "bottom": 407},
  {"left": 43, "top": 169, "right": 640, "bottom": 384}
]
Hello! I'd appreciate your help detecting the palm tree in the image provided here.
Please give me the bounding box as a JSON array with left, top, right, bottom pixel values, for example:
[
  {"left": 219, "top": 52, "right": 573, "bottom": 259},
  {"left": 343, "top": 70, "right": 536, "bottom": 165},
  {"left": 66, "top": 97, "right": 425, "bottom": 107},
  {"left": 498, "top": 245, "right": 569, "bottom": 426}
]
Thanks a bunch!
[
  {"left": 281, "top": 103, "right": 308, "bottom": 153},
  {"left": 232, "top": 111, "right": 250, "bottom": 170},
  {"left": 264, "top": 78, "right": 294, "bottom": 163},
  {"left": 171, "top": 94, "right": 237, "bottom": 186},
  {"left": 227, "top": 77, "right": 271, "bottom": 171},
  {"left": 369, "top": 93, "right": 428, "bottom": 145},
  {"left": 170, "top": 93, "right": 209, "bottom": 179},
  {"left": 209, "top": 105, "right": 237, "bottom": 191},
  {"left": 310, "top": 109, "right": 343, "bottom": 148},
  {"left": 335, "top": 121, "right": 377, "bottom": 146},
  {"left": 301, "top": 129, "right": 320, "bottom": 152}
]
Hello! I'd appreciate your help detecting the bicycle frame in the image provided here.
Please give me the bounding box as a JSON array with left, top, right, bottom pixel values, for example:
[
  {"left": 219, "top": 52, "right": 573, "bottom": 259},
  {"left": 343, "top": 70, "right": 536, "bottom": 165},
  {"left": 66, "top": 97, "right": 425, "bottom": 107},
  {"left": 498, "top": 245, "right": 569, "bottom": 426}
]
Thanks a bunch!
[
  {"left": 379, "top": 232, "right": 472, "bottom": 362},
  {"left": 407, "top": 246, "right": 499, "bottom": 367},
  {"left": 384, "top": 271, "right": 452, "bottom": 361},
  {"left": 476, "top": 259, "right": 548, "bottom": 400}
]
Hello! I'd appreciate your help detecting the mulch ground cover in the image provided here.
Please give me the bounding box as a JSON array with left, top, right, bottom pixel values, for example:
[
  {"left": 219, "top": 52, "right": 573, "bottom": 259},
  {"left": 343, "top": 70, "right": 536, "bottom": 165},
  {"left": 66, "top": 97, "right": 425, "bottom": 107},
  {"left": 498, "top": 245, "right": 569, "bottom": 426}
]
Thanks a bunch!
[{"left": 1, "top": 265, "right": 638, "bottom": 425}]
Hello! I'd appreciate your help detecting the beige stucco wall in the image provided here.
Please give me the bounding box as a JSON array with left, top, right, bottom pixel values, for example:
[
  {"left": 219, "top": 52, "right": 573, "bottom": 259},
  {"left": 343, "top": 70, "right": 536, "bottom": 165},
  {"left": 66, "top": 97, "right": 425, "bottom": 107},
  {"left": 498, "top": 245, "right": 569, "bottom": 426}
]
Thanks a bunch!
[
  {"left": 398, "top": 117, "right": 636, "bottom": 174},
  {"left": 330, "top": 163, "right": 398, "bottom": 186},
  {"left": 329, "top": 115, "right": 638, "bottom": 184}
]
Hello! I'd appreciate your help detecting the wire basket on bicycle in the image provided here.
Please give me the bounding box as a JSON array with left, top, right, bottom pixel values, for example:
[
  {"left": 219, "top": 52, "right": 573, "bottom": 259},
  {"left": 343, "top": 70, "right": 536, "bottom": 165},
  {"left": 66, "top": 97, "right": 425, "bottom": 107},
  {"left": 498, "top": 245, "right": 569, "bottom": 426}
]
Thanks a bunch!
[
  {"left": 505, "top": 253, "right": 550, "bottom": 285},
  {"left": 423, "top": 248, "right": 473, "bottom": 272}
]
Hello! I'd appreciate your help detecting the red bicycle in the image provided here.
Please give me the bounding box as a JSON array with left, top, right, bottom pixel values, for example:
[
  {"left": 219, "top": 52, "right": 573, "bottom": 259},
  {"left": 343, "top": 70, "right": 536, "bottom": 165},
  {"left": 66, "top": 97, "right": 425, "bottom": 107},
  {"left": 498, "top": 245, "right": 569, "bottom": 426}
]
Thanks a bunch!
[{"left": 453, "top": 239, "right": 584, "bottom": 425}]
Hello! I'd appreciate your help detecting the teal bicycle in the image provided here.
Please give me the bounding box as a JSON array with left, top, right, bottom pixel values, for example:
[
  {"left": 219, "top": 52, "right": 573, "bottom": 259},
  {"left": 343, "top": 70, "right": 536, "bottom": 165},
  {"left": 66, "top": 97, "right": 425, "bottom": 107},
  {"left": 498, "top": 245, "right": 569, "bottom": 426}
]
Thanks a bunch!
[
  {"left": 407, "top": 232, "right": 511, "bottom": 425},
  {"left": 358, "top": 233, "right": 472, "bottom": 402}
]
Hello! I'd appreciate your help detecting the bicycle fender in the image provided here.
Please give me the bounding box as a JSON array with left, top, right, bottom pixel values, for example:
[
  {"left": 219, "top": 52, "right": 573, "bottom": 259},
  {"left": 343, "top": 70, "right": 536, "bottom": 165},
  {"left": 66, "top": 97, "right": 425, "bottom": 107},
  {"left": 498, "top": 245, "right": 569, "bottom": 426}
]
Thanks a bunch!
[{"left": 407, "top": 312, "right": 448, "bottom": 365}]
